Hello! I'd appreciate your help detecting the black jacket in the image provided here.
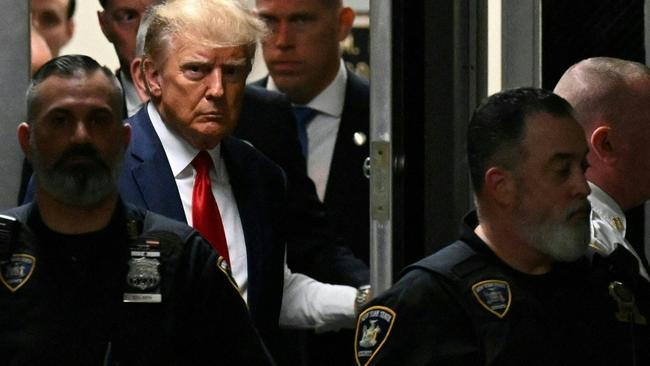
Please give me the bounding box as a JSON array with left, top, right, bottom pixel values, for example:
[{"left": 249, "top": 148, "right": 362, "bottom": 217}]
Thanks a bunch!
[{"left": 0, "top": 201, "right": 274, "bottom": 365}]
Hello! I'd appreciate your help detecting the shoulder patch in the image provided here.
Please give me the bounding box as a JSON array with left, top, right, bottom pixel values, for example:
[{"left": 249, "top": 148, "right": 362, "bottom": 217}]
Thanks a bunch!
[
  {"left": 355, "top": 306, "right": 396, "bottom": 366},
  {"left": 1, "top": 254, "right": 35, "bottom": 292},
  {"left": 472, "top": 279, "right": 511, "bottom": 318}
]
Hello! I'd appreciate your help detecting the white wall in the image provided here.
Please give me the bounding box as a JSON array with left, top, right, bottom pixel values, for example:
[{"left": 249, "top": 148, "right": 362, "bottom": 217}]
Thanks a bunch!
[{"left": 59, "top": 1, "right": 119, "bottom": 71}]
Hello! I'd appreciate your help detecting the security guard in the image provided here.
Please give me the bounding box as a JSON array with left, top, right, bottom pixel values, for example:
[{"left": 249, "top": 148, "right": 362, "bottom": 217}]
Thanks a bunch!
[
  {"left": 354, "top": 88, "right": 647, "bottom": 365},
  {"left": 0, "top": 55, "right": 274, "bottom": 365}
]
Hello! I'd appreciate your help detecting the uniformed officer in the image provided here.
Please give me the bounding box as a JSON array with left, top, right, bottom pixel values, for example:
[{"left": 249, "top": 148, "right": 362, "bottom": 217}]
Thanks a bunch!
[
  {"left": 555, "top": 56, "right": 650, "bottom": 364},
  {"left": 0, "top": 55, "right": 274, "bottom": 365},
  {"left": 354, "top": 87, "right": 642, "bottom": 365}
]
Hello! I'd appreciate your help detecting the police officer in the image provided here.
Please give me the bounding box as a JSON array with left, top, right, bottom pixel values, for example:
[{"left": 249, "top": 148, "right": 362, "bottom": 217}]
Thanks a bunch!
[
  {"left": 0, "top": 55, "right": 274, "bottom": 365},
  {"left": 555, "top": 57, "right": 650, "bottom": 365},
  {"left": 354, "top": 88, "right": 640, "bottom": 365}
]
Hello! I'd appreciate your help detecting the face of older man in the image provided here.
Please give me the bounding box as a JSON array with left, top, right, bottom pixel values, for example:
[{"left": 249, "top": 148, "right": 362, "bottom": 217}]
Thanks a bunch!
[
  {"left": 99, "top": 0, "right": 156, "bottom": 75},
  {"left": 511, "top": 112, "right": 592, "bottom": 262},
  {"left": 31, "top": 0, "right": 74, "bottom": 56},
  {"left": 144, "top": 38, "right": 250, "bottom": 150},
  {"left": 19, "top": 72, "right": 130, "bottom": 207}
]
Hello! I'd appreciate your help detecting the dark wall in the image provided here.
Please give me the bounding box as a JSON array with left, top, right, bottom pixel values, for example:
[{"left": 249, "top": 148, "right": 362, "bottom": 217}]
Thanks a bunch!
[
  {"left": 542, "top": 0, "right": 645, "bottom": 89},
  {"left": 392, "top": 0, "right": 476, "bottom": 271},
  {"left": 392, "top": 0, "right": 427, "bottom": 271}
]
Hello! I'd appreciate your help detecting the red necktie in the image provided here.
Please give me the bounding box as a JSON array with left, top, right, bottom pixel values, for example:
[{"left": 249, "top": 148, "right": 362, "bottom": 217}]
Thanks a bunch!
[{"left": 191, "top": 150, "right": 230, "bottom": 265}]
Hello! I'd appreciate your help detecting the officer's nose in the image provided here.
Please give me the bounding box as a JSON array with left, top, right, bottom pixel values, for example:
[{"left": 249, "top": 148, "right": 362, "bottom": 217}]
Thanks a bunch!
[
  {"left": 572, "top": 171, "right": 591, "bottom": 198},
  {"left": 70, "top": 121, "right": 91, "bottom": 144}
]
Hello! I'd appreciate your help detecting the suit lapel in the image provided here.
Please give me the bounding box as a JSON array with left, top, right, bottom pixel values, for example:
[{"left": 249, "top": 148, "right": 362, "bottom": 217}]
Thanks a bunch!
[
  {"left": 325, "top": 70, "right": 370, "bottom": 204},
  {"left": 221, "top": 138, "right": 265, "bottom": 312},
  {"left": 126, "top": 107, "right": 186, "bottom": 223}
]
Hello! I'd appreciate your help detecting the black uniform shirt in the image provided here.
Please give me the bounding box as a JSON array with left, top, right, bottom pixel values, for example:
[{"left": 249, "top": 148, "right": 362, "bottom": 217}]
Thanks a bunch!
[
  {"left": 0, "top": 202, "right": 275, "bottom": 366},
  {"left": 354, "top": 213, "right": 607, "bottom": 366}
]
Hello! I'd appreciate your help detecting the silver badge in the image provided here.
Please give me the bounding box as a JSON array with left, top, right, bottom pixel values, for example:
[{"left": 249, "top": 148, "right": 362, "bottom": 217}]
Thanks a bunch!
[{"left": 127, "top": 257, "right": 160, "bottom": 291}]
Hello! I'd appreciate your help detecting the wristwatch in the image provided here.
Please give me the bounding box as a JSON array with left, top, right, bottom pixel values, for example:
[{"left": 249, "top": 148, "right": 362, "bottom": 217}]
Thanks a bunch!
[{"left": 355, "top": 284, "right": 372, "bottom": 315}]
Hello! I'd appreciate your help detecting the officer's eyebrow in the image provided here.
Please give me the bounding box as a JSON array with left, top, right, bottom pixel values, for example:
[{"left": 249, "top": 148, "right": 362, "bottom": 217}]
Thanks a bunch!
[{"left": 547, "top": 147, "right": 589, "bottom": 167}]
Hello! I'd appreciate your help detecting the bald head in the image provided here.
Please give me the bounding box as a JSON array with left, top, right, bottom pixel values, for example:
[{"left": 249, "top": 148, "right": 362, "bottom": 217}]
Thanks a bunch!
[
  {"left": 555, "top": 57, "right": 650, "bottom": 209},
  {"left": 554, "top": 57, "right": 650, "bottom": 134}
]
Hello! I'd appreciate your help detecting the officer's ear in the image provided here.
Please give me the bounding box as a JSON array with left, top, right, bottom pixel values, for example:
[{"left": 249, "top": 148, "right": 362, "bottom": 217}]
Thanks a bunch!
[
  {"left": 17, "top": 122, "right": 32, "bottom": 161},
  {"left": 484, "top": 166, "right": 516, "bottom": 207},
  {"left": 590, "top": 126, "right": 616, "bottom": 165}
]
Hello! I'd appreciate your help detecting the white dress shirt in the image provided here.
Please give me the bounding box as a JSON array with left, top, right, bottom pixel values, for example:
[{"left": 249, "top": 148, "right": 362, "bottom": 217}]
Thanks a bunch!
[
  {"left": 268, "top": 59, "right": 347, "bottom": 201},
  {"left": 121, "top": 70, "right": 143, "bottom": 117},
  {"left": 588, "top": 181, "right": 650, "bottom": 282},
  {"left": 147, "top": 103, "right": 356, "bottom": 329}
]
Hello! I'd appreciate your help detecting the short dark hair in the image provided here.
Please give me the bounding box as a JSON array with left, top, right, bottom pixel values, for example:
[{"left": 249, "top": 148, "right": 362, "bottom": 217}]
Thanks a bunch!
[
  {"left": 99, "top": 0, "right": 107, "bottom": 8},
  {"left": 467, "top": 87, "right": 574, "bottom": 193},
  {"left": 67, "top": 0, "right": 76, "bottom": 19},
  {"left": 319, "top": 0, "right": 343, "bottom": 8},
  {"left": 27, "top": 54, "right": 124, "bottom": 123}
]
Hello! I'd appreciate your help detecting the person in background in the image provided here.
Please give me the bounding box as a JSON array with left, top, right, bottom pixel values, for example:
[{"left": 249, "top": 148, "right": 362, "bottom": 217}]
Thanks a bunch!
[
  {"left": 255, "top": 0, "right": 370, "bottom": 363},
  {"left": 555, "top": 57, "right": 650, "bottom": 364},
  {"left": 31, "top": 0, "right": 75, "bottom": 56},
  {"left": 30, "top": 27, "right": 52, "bottom": 76},
  {"left": 98, "top": 0, "right": 160, "bottom": 117},
  {"left": 255, "top": 0, "right": 369, "bottom": 264}
]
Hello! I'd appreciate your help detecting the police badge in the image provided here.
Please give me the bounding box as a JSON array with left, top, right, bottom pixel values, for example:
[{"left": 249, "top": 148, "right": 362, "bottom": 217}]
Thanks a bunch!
[
  {"left": 472, "top": 279, "right": 512, "bottom": 318},
  {"left": 355, "top": 306, "right": 396, "bottom": 366},
  {"left": 123, "top": 238, "right": 162, "bottom": 303},
  {"left": 0, "top": 254, "right": 35, "bottom": 292}
]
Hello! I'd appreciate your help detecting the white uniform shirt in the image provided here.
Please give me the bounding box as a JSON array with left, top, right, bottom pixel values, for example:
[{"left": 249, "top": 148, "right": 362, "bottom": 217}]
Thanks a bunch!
[
  {"left": 268, "top": 60, "right": 347, "bottom": 201},
  {"left": 147, "top": 103, "right": 356, "bottom": 329},
  {"left": 588, "top": 181, "right": 650, "bottom": 282}
]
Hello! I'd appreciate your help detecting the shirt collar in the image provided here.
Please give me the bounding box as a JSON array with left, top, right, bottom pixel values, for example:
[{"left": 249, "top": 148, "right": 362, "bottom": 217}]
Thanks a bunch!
[
  {"left": 120, "top": 70, "right": 142, "bottom": 117},
  {"left": 588, "top": 181, "right": 626, "bottom": 235},
  {"left": 147, "top": 102, "right": 222, "bottom": 178},
  {"left": 268, "top": 59, "right": 347, "bottom": 117}
]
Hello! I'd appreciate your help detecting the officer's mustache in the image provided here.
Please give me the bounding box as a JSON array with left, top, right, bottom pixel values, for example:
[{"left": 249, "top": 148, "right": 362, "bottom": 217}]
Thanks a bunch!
[
  {"left": 565, "top": 199, "right": 591, "bottom": 221},
  {"left": 52, "top": 144, "right": 110, "bottom": 172}
]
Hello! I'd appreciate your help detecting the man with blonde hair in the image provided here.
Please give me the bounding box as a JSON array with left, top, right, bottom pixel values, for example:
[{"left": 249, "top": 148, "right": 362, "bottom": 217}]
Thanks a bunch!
[{"left": 118, "top": 0, "right": 359, "bottom": 362}]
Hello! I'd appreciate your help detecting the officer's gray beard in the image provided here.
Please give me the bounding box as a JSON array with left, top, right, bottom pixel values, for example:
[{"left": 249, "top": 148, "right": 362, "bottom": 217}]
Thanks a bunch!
[
  {"left": 30, "top": 141, "right": 123, "bottom": 208},
  {"left": 517, "top": 199, "right": 592, "bottom": 262}
]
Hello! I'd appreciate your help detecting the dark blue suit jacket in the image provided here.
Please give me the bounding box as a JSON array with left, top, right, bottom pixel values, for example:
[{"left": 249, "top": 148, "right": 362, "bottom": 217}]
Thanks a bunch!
[
  {"left": 235, "top": 86, "right": 369, "bottom": 287},
  {"left": 254, "top": 70, "right": 371, "bottom": 264},
  {"left": 118, "top": 105, "right": 286, "bottom": 349}
]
